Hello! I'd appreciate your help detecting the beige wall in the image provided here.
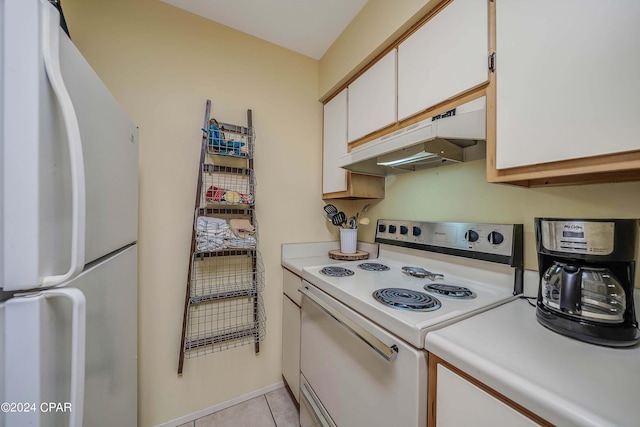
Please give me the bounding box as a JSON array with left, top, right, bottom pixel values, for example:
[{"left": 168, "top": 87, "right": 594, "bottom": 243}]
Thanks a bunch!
[{"left": 63, "top": 0, "right": 332, "bottom": 425}]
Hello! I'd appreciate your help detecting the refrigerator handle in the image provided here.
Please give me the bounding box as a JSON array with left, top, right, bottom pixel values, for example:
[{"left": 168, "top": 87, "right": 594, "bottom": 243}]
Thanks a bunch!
[
  {"left": 41, "top": 288, "right": 86, "bottom": 427},
  {"left": 40, "top": 1, "right": 86, "bottom": 287}
]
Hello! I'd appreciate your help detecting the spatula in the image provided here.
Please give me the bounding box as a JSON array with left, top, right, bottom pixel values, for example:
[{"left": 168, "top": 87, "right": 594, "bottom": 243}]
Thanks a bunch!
[
  {"left": 324, "top": 204, "right": 338, "bottom": 216},
  {"left": 332, "top": 211, "right": 347, "bottom": 227}
]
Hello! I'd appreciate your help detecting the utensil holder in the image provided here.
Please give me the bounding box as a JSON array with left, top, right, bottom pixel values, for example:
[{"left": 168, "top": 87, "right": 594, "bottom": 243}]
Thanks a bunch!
[{"left": 340, "top": 228, "right": 358, "bottom": 254}]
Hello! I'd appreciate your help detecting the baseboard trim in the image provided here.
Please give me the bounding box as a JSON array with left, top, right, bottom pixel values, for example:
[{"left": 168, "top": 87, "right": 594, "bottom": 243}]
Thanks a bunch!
[{"left": 155, "top": 381, "right": 285, "bottom": 427}]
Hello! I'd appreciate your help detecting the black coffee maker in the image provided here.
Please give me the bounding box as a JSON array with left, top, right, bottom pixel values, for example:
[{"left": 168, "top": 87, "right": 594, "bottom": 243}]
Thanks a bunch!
[{"left": 535, "top": 218, "right": 640, "bottom": 347}]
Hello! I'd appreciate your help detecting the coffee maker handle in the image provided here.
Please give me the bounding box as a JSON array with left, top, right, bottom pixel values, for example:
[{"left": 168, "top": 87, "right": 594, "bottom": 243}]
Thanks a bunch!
[{"left": 560, "top": 265, "right": 582, "bottom": 313}]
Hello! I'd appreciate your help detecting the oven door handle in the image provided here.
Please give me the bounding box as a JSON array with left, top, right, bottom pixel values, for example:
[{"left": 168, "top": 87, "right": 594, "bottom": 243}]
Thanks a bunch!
[{"left": 300, "top": 285, "right": 399, "bottom": 361}]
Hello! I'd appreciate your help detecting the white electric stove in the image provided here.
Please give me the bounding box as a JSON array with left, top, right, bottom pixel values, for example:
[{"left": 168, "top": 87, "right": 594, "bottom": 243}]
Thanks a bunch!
[
  {"left": 298, "top": 220, "right": 524, "bottom": 427},
  {"left": 301, "top": 220, "right": 524, "bottom": 349}
]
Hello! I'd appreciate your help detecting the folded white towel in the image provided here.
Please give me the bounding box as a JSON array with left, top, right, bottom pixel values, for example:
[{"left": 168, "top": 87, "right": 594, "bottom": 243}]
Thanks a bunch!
[
  {"left": 196, "top": 241, "right": 226, "bottom": 251},
  {"left": 196, "top": 235, "right": 225, "bottom": 245},
  {"left": 225, "top": 237, "right": 257, "bottom": 248},
  {"left": 196, "top": 216, "right": 229, "bottom": 232},
  {"left": 197, "top": 228, "right": 233, "bottom": 239}
]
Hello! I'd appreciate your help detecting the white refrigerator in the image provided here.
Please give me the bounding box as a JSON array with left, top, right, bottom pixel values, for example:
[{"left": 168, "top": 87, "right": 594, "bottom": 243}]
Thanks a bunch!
[{"left": 1, "top": 1, "right": 138, "bottom": 426}]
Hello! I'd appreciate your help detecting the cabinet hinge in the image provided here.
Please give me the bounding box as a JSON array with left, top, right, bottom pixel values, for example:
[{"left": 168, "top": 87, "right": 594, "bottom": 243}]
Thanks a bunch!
[{"left": 488, "top": 52, "right": 496, "bottom": 72}]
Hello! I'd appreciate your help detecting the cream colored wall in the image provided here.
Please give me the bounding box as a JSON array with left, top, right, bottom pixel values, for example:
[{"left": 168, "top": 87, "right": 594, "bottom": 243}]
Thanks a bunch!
[{"left": 63, "top": 0, "right": 332, "bottom": 425}]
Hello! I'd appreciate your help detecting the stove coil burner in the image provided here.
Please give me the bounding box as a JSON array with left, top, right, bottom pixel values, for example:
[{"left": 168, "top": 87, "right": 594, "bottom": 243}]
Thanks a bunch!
[
  {"left": 358, "top": 263, "right": 390, "bottom": 272},
  {"left": 372, "top": 288, "right": 441, "bottom": 312},
  {"left": 319, "top": 266, "right": 355, "bottom": 277},
  {"left": 424, "top": 284, "right": 476, "bottom": 299}
]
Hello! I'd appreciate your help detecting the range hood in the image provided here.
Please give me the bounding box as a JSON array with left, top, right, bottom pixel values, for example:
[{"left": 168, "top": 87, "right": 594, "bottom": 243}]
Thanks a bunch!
[{"left": 339, "top": 97, "right": 486, "bottom": 176}]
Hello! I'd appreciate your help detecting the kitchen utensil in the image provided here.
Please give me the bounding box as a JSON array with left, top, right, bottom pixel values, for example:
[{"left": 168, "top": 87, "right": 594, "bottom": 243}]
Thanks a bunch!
[
  {"left": 324, "top": 204, "right": 338, "bottom": 216},
  {"left": 354, "top": 204, "right": 369, "bottom": 224},
  {"left": 324, "top": 204, "right": 339, "bottom": 223},
  {"left": 535, "top": 218, "right": 640, "bottom": 347},
  {"left": 332, "top": 211, "right": 347, "bottom": 227},
  {"left": 358, "top": 217, "right": 370, "bottom": 225}
]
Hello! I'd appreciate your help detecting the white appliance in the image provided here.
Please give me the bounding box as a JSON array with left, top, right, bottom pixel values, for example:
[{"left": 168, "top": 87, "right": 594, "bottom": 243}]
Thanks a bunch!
[
  {"left": 299, "top": 220, "right": 523, "bottom": 427},
  {"left": 338, "top": 97, "right": 487, "bottom": 176},
  {"left": 1, "top": 1, "right": 138, "bottom": 426}
]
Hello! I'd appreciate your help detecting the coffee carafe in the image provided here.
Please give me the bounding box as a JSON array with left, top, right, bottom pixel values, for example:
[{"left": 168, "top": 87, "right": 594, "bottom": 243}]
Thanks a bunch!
[{"left": 535, "top": 218, "right": 640, "bottom": 347}]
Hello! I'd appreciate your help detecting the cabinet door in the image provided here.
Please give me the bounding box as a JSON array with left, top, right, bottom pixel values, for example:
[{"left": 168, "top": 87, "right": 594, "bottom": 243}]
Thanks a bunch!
[
  {"left": 397, "top": 0, "right": 488, "bottom": 121},
  {"left": 283, "top": 268, "right": 302, "bottom": 305},
  {"left": 282, "top": 295, "right": 301, "bottom": 402},
  {"left": 323, "top": 89, "right": 348, "bottom": 194},
  {"left": 495, "top": 0, "right": 640, "bottom": 169},
  {"left": 347, "top": 49, "right": 397, "bottom": 142},
  {"left": 437, "top": 365, "right": 540, "bottom": 427}
]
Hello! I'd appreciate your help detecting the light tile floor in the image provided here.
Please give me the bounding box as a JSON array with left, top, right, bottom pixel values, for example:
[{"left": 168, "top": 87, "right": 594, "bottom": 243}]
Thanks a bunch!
[{"left": 178, "top": 386, "right": 299, "bottom": 427}]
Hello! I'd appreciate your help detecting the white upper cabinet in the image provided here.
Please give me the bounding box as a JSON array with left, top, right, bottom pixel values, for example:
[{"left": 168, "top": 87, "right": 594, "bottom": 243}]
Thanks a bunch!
[
  {"left": 397, "top": 0, "right": 488, "bottom": 121},
  {"left": 323, "top": 89, "right": 348, "bottom": 194},
  {"left": 495, "top": 0, "right": 640, "bottom": 169},
  {"left": 347, "top": 49, "right": 397, "bottom": 143}
]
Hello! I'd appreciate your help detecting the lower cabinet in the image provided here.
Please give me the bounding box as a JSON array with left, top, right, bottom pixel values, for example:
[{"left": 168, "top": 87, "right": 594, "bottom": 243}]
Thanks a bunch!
[
  {"left": 429, "top": 356, "right": 549, "bottom": 427},
  {"left": 282, "top": 268, "right": 302, "bottom": 402}
]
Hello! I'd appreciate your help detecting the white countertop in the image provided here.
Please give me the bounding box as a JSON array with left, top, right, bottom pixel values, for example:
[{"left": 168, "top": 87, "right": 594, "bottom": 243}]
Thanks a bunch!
[
  {"left": 281, "top": 241, "right": 379, "bottom": 276},
  {"left": 425, "top": 294, "right": 640, "bottom": 427}
]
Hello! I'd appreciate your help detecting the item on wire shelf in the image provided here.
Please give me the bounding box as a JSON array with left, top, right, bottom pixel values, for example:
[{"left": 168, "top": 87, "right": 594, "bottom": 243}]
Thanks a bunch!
[
  {"left": 205, "top": 186, "right": 225, "bottom": 203},
  {"left": 194, "top": 216, "right": 257, "bottom": 251},
  {"left": 226, "top": 236, "right": 257, "bottom": 249},
  {"left": 205, "top": 186, "right": 253, "bottom": 205},
  {"left": 196, "top": 235, "right": 226, "bottom": 251},
  {"left": 229, "top": 218, "right": 256, "bottom": 238},
  {"left": 196, "top": 216, "right": 228, "bottom": 233},
  {"left": 204, "top": 118, "right": 247, "bottom": 157}
]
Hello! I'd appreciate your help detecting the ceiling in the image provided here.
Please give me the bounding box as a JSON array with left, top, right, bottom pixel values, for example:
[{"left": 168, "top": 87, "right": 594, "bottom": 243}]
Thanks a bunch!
[{"left": 159, "top": 0, "right": 369, "bottom": 60}]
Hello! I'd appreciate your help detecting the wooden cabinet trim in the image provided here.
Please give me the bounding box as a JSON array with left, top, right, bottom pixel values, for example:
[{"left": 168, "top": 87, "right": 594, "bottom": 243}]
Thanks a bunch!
[{"left": 428, "top": 355, "right": 553, "bottom": 427}]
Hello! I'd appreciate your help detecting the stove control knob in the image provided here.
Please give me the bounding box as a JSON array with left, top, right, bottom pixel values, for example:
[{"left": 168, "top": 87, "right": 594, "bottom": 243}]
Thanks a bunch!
[
  {"left": 388, "top": 225, "right": 397, "bottom": 234},
  {"left": 400, "top": 226, "right": 408, "bottom": 235},
  {"left": 378, "top": 224, "right": 386, "bottom": 233},
  {"left": 465, "top": 230, "right": 479, "bottom": 242},
  {"left": 488, "top": 231, "right": 504, "bottom": 245},
  {"left": 412, "top": 226, "right": 421, "bottom": 236}
]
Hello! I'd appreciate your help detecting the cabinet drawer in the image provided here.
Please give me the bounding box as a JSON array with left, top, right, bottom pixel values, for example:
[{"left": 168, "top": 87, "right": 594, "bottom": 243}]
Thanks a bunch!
[
  {"left": 282, "top": 295, "right": 301, "bottom": 402},
  {"left": 283, "top": 268, "right": 302, "bottom": 306}
]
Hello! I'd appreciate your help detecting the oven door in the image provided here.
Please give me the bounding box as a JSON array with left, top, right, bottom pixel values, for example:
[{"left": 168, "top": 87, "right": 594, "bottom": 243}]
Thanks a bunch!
[{"left": 300, "top": 281, "right": 428, "bottom": 427}]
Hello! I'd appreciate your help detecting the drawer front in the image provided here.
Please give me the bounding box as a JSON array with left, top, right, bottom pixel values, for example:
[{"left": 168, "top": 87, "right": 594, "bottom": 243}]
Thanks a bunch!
[{"left": 283, "top": 268, "right": 302, "bottom": 306}]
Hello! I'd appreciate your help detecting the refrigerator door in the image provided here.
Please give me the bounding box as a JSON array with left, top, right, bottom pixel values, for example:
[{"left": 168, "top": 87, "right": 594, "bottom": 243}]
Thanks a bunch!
[
  {"left": 1, "top": 0, "right": 138, "bottom": 291},
  {"left": 1, "top": 245, "right": 138, "bottom": 427}
]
